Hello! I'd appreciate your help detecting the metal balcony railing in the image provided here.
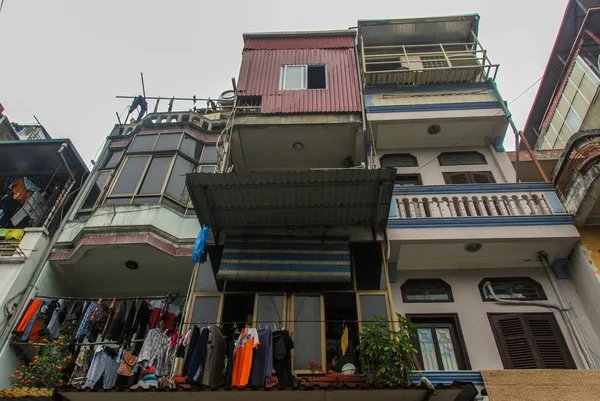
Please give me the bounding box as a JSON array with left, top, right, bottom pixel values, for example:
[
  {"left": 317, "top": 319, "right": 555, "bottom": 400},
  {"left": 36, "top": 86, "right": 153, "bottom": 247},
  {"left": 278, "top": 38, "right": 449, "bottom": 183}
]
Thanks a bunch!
[
  {"left": 0, "top": 241, "right": 26, "bottom": 258},
  {"left": 361, "top": 40, "right": 499, "bottom": 86}
]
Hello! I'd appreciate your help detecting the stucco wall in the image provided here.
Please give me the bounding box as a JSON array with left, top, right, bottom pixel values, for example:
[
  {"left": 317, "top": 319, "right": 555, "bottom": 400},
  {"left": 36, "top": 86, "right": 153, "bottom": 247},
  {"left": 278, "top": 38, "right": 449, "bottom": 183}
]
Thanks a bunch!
[
  {"left": 377, "top": 145, "right": 515, "bottom": 185},
  {"left": 368, "top": 88, "right": 496, "bottom": 108},
  {"left": 392, "top": 267, "right": 595, "bottom": 370}
]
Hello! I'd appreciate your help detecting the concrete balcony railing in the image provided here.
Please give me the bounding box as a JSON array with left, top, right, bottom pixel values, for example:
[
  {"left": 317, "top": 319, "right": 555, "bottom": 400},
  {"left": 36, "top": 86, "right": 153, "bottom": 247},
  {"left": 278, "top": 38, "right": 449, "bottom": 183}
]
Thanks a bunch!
[{"left": 388, "top": 183, "right": 571, "bottom": 228}]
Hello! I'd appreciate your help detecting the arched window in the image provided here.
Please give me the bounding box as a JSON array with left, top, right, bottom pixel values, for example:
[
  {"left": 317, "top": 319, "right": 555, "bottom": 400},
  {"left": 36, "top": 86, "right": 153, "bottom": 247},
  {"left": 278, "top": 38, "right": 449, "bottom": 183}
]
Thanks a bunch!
[
  {"left": 401, "top": 279, "right": 453, "bottom": 302},
  {"left": 479, "top": 277, "right": 546, "bottom": 301},
  {"left": 380, "top": 153, "right": 418, "bottom": 168},
  {"left": 438, "top": 151, "right": 487, "bottom": 166}
]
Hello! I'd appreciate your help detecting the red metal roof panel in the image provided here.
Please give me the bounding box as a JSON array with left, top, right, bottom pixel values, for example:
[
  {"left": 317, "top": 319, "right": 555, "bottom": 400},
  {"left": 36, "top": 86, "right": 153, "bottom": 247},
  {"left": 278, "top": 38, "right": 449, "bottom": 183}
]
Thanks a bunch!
[
  {"left": 244, "top": 35, "right": 355, "bottom": 50},
  {"left": 237, "top": 48, "right": 361, "bottom": 113}
]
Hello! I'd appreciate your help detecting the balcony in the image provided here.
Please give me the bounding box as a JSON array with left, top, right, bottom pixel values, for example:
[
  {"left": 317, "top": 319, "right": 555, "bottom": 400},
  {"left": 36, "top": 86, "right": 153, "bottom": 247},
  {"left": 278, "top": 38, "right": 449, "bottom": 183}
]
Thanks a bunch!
[
  {"left": 386, "top": 183, "right": 579, "bottom": 270},
  {"left": 361, "top": 42, "right": 499, "bottom": 87}
]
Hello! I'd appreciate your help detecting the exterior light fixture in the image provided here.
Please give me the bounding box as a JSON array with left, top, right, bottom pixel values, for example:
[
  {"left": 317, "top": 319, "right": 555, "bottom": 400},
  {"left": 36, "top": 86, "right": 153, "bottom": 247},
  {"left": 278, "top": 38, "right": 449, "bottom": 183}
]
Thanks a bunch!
[
  {"left": 465, "top": 243, "right": 482, "bottom": 253},
  {"left": 427, "top": 124, "right": 441, "bottom": 135},
  {"left": 125, "top": 260, "right": 139, "bottom": 270},
  {"left": 293, "top": 142, "right": 304, "bottom": 151}
]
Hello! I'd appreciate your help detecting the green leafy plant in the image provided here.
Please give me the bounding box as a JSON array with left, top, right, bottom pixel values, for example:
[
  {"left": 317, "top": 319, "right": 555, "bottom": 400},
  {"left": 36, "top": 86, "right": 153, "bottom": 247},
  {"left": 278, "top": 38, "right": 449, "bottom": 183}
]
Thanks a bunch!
[
  {"left": 9, "top": 315, "right": 76, "bottom": 389},
  {"left": 359, "top": 313, "right": 418, "bottom": 387}
]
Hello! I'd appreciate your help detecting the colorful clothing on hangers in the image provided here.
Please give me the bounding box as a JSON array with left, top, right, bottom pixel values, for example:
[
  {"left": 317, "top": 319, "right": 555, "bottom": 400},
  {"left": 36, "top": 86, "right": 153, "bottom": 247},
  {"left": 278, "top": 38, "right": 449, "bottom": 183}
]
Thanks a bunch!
[
  {"left": 15, "top": 299, "right": 41, "bottom": 334},
  {"left": 75, "top": 301, "right": 97, "bottom": 341},
  {"left": 149, "top": 300, "right": 180, "bottom": 331},
  {"left": 136, "top": 328, "right": 171, "bottom": 377},
  {"left": 232, "top": 328, "right": 260, "bottom": 388},
  {"left": 341, "top": 326, "right": 349, "bottom": 356},
  {"left": 84, "top": 349, "right": 119, "bottom": 389},
  {"left": 69, "top": 347, "right": 94, "bottom": 388}
]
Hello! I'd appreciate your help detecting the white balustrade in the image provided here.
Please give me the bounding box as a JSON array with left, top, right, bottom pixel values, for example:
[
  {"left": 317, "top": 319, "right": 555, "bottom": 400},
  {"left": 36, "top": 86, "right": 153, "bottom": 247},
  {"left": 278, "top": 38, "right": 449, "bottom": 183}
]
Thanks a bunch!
[{"left": 393, "top": 192, "right": 557, "bottom": 219}]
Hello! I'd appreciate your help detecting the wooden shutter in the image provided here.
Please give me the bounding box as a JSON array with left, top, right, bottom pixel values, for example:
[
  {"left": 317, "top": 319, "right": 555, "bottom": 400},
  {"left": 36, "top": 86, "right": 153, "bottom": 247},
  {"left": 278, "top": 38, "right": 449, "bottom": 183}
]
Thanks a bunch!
[
  {"left": 525, "top": 314, "right": 575, "bottom": 369},
  {"left": 490, "top": 313, "right": 575, "bottom": 369},
  {"left": 490, "top": 314, "right": 538, "bottom": 368}
]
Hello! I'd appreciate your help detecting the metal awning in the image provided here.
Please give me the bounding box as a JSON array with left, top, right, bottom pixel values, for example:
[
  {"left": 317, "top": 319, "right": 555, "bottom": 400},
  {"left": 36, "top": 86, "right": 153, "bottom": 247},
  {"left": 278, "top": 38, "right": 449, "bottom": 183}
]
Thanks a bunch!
[
  {"left": 358, "top": 14, "right": 479, "bottom": 46},
  {"left": 218, "top": 235, "right": 351, "bottom": 282},
  {"left": 0, "top": 139, "right": 88, "bottom": 179},
  {"left": 186, "top": 169, "right": 396, "bottom": 233}
]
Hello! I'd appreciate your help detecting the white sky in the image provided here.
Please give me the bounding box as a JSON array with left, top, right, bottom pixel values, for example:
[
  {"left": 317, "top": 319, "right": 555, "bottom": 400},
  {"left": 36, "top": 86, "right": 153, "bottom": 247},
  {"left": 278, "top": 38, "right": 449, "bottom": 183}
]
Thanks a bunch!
[{"left": 0, "top": 0, "right": 568, "bottom": 163}]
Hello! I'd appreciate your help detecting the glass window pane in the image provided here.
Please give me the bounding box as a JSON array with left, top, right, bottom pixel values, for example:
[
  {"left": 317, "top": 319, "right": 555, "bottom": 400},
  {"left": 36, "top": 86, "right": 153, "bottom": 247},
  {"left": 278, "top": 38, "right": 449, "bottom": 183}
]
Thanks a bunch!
[
  {"left": 180, "top": 135, "right": 204, "bottom": 161},
  {"left": 155, "top": 133, "right": 182, "bottom": 151},
  {"left": 139, "top": 156, "right": 172, "bottom": 194},
  {"left": 104, "top": 197, "right": 132, "bottom": 205},
  {"left": 111, "top": 156, "right": 149, "bottom": 195},
  {"left": 580, "top": 74, "right": 599, "bottom": 103},
  {"left": 563, "top": 80, "right": 577, "bottom": 102},
  {"left": 417, "top": 328, "right": 440, "bottom": 370},
  {"left": 359, "top": 294, "right": 388, "bottom": 326},
  {"left": 256, "top": 295, "right": 285, "bottom": 328},
  {"left": 472, "top": 172, "right": 494, "bottom": 183},
  {"left": 293, "top": 296, "right": 322, "bottom": 371},
  {"left": 439, "top": 152, "right": 486, "bottom": 166},
  {"left": 559, "top": 123, "right": 573, "bottom": 144},
  {"left": 545, "top": 124, "right": 558, "bottom": 146},
  {"left": 380, "top": 154, "right": 417, "bottom": 167},
  {"left": 403, "top": 281, "right": 450, "bottom": 302},
  {"left": 565, "top": 108, "right": 582, "bottom": 133},
  {"left": 104, "top": 150, "right": 124, "bottom": 169},
  {"left": 557, "top": 97, "right": 570, "bottom": 119},
  {"left": 129, "top": 134, "right": 158, "bottom": 152},
  {"left": 165, "top": 156, "right": 195, "bottom": 203},
  {"left": 191, "top": 296, "right": 221, "bottom": 327},
  {"left": 570, "top": 63, "right": 585, "bottom": 86},
  {"left": 572, "top": 92, "right": 589, "bottom": 119},
  {"left": 435, "top": 328, "right": 459, "bottom": 370},
  {"left": 81, "top": 170, "right": 111, "bottom": 209},
  {"left": 201, "top": 146, "right": 219, "bottom": 164},
  {"left": 132, "top": 196, "right": 161, "bottom": 205},
  {"left": 283, "top": 66, "right": 305, "bottom": 89}
]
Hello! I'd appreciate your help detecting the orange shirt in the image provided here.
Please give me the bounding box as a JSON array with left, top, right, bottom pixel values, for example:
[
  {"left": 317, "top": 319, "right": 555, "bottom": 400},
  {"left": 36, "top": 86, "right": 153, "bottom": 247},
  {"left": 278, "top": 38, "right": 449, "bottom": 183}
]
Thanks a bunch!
[{"left": 232, "top": 328, "right": 260, "bottom": 388}]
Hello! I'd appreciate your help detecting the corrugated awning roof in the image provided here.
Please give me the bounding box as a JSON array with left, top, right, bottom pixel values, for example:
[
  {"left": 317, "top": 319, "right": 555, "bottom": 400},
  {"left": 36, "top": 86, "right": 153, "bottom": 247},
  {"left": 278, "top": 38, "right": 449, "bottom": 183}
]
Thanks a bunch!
[
  {"left": 0, "top": 139, "right": 88, "bottom": 179},
  {"left": 186, "top": 169, "right": 396, "bottom": 233},
  {"left": 358, "top": 14, "right": 479, "bottom": 46}
]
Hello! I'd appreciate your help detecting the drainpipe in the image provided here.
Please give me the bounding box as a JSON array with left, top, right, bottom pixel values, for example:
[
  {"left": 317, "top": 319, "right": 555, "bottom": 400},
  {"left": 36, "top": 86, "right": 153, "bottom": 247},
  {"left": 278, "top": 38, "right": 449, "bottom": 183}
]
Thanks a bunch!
[
  {"left": 488, "top": 78, "right": 520, "bottom": 182},
  {"left": 354, "top": 30, "right": 368, "bottom": 166},
  {"left": 483, "top": 265, "right": 596, "bottom": 369}
]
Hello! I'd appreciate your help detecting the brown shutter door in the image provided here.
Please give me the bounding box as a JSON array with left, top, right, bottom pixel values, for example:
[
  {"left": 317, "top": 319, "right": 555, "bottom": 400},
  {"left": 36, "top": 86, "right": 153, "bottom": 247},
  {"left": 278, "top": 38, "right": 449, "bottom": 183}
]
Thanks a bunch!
[
  {"left": 490, "top": 314, "right": 538, "bottom": 369},
  {"left": 525, "top": 314, "right": 576, "bottom": 369}
]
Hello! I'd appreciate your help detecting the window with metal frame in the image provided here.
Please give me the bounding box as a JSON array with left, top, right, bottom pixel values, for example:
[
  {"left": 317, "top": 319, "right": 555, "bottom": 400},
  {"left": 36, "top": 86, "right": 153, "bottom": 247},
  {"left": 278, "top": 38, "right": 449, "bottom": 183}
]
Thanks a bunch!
[
  {"left": 407, "top": 314, "right": 470, "bottom": 371},
  {"left": 380, "top": 153, "right": 418, "bottom": 168},
  {"left": 479, "top": 277, "right": 546, "bottom": 301},
  {"left": 79, "top": 149, "right": 126, "bottom": 213},
  {"left": 420, "top": 55, "right": 449, "bottom": 69},
  {"left": 103, "top": 132, "right": 217, "bottom": 214},
  {"left": 395, "top": 174, "right": 423, "bottom": 186},
  {"left": 401, "top": 279, "right": 453, "bottom": 303},
  {"left": 489, "top": 313, "right": 575, "bottom": 369},
  {"left": 280, "top": 65, "right": 327, "bottom": 90},
  {"left": 442, "top": 171, "right": 495, "bottom": 184},
  {"left": 438, "top": 151, "right": 487, "bottom": 166}
]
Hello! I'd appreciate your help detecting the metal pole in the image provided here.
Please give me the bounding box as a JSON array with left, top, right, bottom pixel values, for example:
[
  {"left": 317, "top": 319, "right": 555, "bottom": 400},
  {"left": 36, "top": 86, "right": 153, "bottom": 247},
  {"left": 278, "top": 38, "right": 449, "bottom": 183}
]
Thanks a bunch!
[
  {"left": 140, "top": 72, "right": 146, "bottom": 98},
  {"left": 515, "top": 131, "right": 520, "bottom": 182},
  {"left": 115, "top": 112, "right": 122, "bottom": 125},
  {"left": 519, "top": 131, "right": 549, "bottom": 182}
]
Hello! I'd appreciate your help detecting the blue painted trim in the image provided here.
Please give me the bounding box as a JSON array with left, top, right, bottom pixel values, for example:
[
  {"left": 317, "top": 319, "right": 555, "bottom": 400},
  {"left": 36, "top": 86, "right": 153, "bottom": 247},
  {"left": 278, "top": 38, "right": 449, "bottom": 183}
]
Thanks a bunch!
[
  {"left": 389, "top": 199, "right": 399, "bottom": 218},
  {"left": 544, "top": 192, "right": 566, "bottom": 213},
  {"left": 410, "top": 371, "right": 484, "bottom": 385},
  {"left": 222, "top": 252, "right": 351, "bottom": 262},
  {"left": 392, "top": 182, "right": 555, "bottom": 195},
  {"left": 364, "top": 83, "right": 492, "bottom": 94},
  {"left": 552, "top": 259, "right": 569, "bottom": 279},
  {"left": 216, "top": 272, "right": 351, "bottom": 282},
  {"left": 365, "top": 95, "right": 375, "bottom": 107},
  {"left": 388, "top": 215, "right": 574, "bottom": 228},
  {"left": 367, "top": 101, "right": 500, "bottom": 114},
  {"left": 493, "top": 137, "right": 505, "bottom": 152}
]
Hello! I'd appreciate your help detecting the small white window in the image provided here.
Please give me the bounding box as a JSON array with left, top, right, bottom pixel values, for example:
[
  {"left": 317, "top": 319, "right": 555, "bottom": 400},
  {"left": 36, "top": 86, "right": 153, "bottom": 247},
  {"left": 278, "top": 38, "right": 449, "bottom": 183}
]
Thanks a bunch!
[{"left": 280, "top": 64, "right": 327, "bottom": 90}]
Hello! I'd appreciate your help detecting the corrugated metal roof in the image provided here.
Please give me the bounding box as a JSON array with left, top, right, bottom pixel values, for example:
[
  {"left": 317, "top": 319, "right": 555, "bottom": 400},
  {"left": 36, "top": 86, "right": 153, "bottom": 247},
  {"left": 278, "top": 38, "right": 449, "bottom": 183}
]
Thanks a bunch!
[
  {"left": 0, "top": 139, "right": 88, "bottom": 179},
  {"left": 358, "top": 14, "right": 479, "bottom": 46},
  {"left": 186, "top": 169, "right": 396, "bottom": 232},
  {"left": 237, "top": 47, "right": 361, "bottom": 113},
  {"left": 244, "top": 35, "right": 354, "bottom": 50}
]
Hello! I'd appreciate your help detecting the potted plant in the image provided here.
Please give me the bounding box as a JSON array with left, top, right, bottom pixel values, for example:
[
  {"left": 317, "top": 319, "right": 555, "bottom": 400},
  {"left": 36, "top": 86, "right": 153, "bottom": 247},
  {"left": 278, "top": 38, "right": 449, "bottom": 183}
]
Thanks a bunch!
[{"left": 359, "top": 313, "right": 418, "bottom": 387}]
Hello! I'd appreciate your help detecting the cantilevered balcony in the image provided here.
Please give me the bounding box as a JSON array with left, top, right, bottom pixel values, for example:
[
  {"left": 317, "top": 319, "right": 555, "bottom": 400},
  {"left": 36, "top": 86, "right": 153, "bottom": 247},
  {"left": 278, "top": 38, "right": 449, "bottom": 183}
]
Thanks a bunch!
[{"left": 387, "top": 183, "right": 579, "bottom": 270}]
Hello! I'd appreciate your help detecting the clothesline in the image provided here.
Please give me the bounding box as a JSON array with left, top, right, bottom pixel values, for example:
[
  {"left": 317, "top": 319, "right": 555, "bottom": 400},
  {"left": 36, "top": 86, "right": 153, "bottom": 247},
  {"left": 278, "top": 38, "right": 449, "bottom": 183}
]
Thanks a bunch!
[
  {"left": 11, "top": 338, "right": 147, "bottom": 347},
  {"left": 34, "top": 294, "right": 185, "bottom": 301},
  {"left": 181, "top": 319, "right": 396, "bottom": 325}
]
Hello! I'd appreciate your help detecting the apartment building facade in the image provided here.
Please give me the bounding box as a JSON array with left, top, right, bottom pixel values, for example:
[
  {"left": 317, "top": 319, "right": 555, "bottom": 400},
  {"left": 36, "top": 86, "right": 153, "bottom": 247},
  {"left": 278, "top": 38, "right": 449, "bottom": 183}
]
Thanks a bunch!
[{"left": 3, "top": 13, "right": 600, "bottom": 401}]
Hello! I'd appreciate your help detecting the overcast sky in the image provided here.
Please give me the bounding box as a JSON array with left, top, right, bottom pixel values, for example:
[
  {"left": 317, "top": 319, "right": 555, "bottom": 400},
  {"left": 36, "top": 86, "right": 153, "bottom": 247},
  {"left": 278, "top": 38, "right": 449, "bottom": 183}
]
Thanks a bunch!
[{"left": 0, "top": 0, "right": 567, "bottom": 164}]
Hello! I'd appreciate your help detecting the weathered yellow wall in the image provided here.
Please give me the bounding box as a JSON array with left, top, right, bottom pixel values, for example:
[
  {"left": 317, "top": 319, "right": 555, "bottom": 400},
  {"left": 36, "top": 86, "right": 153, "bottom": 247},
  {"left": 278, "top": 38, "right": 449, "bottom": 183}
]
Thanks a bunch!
[{"left": 578, "top": 226, "right": 600, "bottom": 274}]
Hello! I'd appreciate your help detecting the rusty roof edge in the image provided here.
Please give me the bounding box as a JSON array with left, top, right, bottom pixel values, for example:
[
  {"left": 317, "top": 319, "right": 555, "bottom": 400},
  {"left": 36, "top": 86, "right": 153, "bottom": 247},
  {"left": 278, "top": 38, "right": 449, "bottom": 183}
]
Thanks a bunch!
[{"left": 243, "top": 29, "right": 356, "bottom": 39}]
